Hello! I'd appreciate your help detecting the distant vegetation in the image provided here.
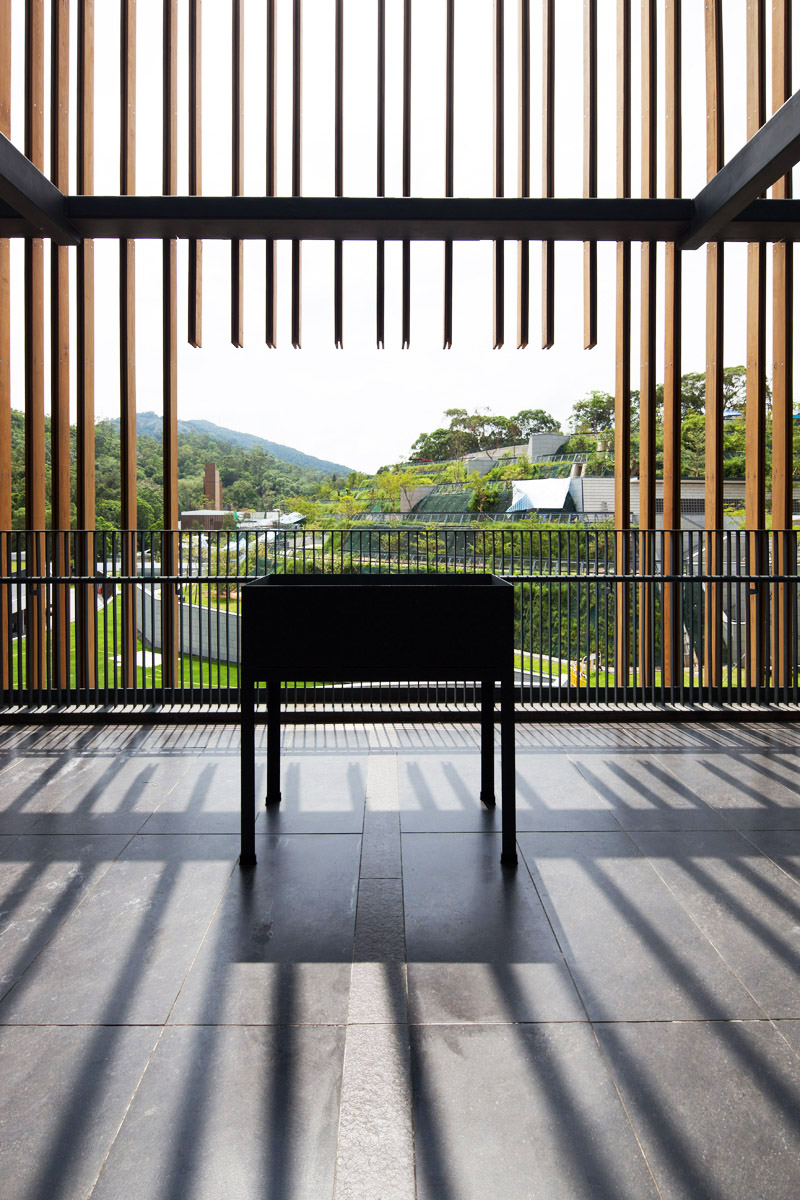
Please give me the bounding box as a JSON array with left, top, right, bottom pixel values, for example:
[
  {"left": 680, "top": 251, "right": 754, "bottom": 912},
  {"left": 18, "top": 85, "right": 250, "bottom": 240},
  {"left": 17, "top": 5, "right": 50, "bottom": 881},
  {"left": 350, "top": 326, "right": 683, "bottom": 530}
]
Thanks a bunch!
[{"left": 8, "top": 411, "right": 342, "bottom": 530}]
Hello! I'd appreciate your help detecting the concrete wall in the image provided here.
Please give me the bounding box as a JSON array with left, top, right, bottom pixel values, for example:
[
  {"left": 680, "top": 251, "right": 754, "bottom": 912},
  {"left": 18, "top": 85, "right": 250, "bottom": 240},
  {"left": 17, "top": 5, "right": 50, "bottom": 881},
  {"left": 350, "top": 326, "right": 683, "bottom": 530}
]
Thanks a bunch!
[{"left": 136, "top": 585, "right": 240, "bottom": 665}]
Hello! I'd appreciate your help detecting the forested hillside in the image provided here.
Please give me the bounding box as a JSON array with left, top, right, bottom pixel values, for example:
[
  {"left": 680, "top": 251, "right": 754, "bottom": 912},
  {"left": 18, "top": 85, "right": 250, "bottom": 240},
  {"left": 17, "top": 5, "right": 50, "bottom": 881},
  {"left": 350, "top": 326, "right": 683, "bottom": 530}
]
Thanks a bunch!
[{"left": 8, "top": 412, "right": 342, "bottom": 530}]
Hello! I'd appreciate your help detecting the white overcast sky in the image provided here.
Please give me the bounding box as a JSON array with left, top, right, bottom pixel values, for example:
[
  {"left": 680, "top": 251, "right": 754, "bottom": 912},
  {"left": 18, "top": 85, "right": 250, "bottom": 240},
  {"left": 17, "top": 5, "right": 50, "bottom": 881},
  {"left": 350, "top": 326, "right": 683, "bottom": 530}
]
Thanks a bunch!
[{"left": 6, "top": 0, "right": 800, "bottom": 473}]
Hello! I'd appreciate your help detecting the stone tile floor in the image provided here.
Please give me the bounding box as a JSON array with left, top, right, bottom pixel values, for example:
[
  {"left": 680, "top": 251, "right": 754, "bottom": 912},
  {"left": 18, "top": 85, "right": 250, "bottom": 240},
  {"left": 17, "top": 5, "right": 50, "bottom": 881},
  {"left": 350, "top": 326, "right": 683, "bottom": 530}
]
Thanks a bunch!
[{"left": 1, "top": 718, "right": 800, "bottom": 1198}]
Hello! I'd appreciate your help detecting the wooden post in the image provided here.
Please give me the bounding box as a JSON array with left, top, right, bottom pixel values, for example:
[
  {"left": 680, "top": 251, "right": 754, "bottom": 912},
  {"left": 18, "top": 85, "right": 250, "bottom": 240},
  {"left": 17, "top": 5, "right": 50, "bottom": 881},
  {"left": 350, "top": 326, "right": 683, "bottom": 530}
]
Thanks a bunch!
[
  {"left": 0, "top": 0, "right": 11, "bottom": 693},
  {"left": 583, "top": 0, "right": 597, "bottom": 350},
  {"left": 614, "top": 0, "right": 631, "bottom": 687},
  {"left": 771, "top": 0, "right": 793, "bottom": 690},
  {"left": 662, "top": 0, "right": 682, "bottom": 690},
  {"left": 188, "top": 0, "right": 202, "bottom": 348},
  {"left": 541, "top": 0, "right": 554, "bottom": 349},
  {"left": 162, "top": 0, "right": 179, "bottom": 689},
  {"left": 231, "top": 0, "right": 243, "bottom": 348},
  {"left": 745, "top": 0, "right": 767, "bottom": 689},
  {"left": 76, "top": 0, "right": 96, "bottom": 691},
  {"left": 638, "top": 0, "right": 657, "bottom": 687},
  {"left": 704, "top": 0, "right": 724, "bottom": 690},
  {"left": 120, "top": 0, "right": 137, "bottom": 692},
  {"left": 25, "top": 0, "right": 47, "bottom": 692},
  {"left": 517, "top": 0, "right": 530, "bottom": 348},
  {"left": 493, "top": 0, "right": 504, "bottom": 349}
]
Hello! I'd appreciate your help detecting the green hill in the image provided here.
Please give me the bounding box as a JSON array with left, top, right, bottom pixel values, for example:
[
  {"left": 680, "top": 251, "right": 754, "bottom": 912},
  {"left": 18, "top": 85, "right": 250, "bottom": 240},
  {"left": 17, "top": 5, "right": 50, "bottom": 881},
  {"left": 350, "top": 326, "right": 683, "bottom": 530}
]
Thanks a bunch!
[{"left": 124, "top": 413, "right": 352, "bottom": 476}]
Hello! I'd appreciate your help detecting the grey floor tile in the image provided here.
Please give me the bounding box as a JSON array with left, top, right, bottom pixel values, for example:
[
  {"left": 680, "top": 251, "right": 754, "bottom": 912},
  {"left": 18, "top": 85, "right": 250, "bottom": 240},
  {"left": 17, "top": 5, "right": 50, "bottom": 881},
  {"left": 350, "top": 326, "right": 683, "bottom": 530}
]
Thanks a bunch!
[
  {"left": 570, "top": 753, "right": 726, "bottom": 829},
  {"left": 335, "top": 1023, "right": 415, "bottom": 1200},
  {"left": 596, "top": 1020, "right": 800, "bottom": 1200},
  {"left": 92, "top": 1024, "right": 345, "bottom": 1200},
  {"left": 654, "top": 751, "right": 800, "bottom": 829},
  {"left": 0, "top": 834, "right": 131, "bottom": 1002},
  {"left": 745, "top": 829, "right": 800, "bottom": 885},
  {"left": 258, "top": 755, "right": 367, "bottom": 833},
  {"left": 515, "top": 753, "right": 622, "bottom": 830},
  {"left": 630, "top": 829, "right": 800, "bottom": 1018},
  {"left": 776, "top": 1020, "right": 800, "bottom": 1059},
  {"left": 398, "top": 754, "right": 505, "bottom": 833},
  {"left": 410, "top": 1024, "right": 658, "bottom": 1200},
  {"left": 0, "top": 834, "right": 238, "bottom": 1025},
  {"left": 0, "top": 1024, "right": 160, "bottom": 1200},
  {"left": 140, "top": 754, "right": 264, "bottom": 833},
  {"left": 170, "top": 834, "right": 360, "bottom": 1026},
  {"left": 403, "top": 833, "right": 584, "bottom": 1023},
  {"left": 349, "top": 878, "right": 407, "bottom": 1024},
  {"left": 518, "top": 831, "right": 762, "bottom": 1020},
  {"left": 360, "top": 810, "right": 402, "bottom": 877}
]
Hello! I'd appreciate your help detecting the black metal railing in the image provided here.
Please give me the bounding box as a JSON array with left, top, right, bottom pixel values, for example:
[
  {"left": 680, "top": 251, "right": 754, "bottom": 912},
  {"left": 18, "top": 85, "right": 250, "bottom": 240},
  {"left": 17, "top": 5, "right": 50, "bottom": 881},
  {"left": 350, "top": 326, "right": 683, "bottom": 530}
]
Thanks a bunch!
[{"left": 0, "top": 527, "right": 797, "bottom": 715}]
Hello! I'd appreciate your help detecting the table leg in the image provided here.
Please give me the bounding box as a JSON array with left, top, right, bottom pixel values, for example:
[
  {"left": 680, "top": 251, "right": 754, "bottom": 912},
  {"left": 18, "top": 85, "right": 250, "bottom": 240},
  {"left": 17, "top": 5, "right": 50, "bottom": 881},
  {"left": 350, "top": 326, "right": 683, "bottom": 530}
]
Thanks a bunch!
[
  {"left": 480, "top": 679, "right": 496, "bottom": 807},
  {"left": 500, "top": 668, "right": 517, "bottom": 867},
  {"left": 266, "top": 678, "right": 282, "bottom": 806},
  {"left": 240, "top": 672, "right": 257, "bottom": 867}
]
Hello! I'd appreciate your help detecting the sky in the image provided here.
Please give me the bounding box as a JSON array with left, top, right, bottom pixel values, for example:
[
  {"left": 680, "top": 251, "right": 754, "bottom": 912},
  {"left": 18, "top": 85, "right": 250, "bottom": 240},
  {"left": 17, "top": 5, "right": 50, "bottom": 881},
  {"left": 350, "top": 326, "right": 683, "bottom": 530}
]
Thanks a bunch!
[{"left": 5, "top": 0, "right": 799, "bottom": 474}]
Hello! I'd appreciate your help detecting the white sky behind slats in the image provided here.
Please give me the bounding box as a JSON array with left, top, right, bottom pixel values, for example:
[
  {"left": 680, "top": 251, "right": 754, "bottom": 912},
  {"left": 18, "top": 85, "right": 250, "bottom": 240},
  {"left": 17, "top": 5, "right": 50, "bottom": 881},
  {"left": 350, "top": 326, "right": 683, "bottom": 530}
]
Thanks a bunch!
[{"left": 5, "top": 1, "right": 798, "bottom": 473}]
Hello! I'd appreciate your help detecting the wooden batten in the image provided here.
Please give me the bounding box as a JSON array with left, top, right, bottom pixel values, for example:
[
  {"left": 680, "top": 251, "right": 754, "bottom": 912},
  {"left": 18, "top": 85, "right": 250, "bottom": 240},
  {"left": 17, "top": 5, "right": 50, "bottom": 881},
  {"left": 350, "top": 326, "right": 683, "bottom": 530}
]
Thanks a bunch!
[
  {"left": 231, "top": 0, "right": 244, "bottom": 348},
  {"left": 0, "top": 0, "right": 10, "bottom": 691},
  {"left": 334, "top": 0, "right": 344, "bottom": 348},
  {"left": 771, "top": 0, "right": 793, "bottom": 688},
  {"left": 745, "top": 0, "right": 766, "bottom": 687},
  {"left": 292, "top": 0, "right": 302, "bottom": 348},
  {"left": 51, "top": 0, "right": 71, "bottom": 688},
  {"left": 376, "top": 0, "right": 386, "bottom": 348},
  {"left": 162, "top": 0, "right": 178, "bottom": 686},
  {"left": 614, "top": 0, "right": 631, "bottom": 684},
  {"left": 493, "top": 0, "right": 504, "bottom": 349},
  {"left": 441, "top": 0, "right": 453, "bottom": 350},
  {"left": 120, "top": 0, "right": 137, "bottom": 688},
  {"left": 662, "top": 0, "right": 682, "bottom": 689},
  {"left": 266, "top": 0, "right": 277, "bottom": 347},
  {"left": 583, "top": 0, "right": 597, "bottom": 349},
  {"left": 401, "top": 0, "right": 411, "bottom": 348},
  {"left": 541, "top": 0, "right": 554, "bottom": 349},
  {"left": 189, "top": 0, "right": 202, "bottom": 348},
  {"left": 517, "top": 0, "right": 530, "bottom": 348}
]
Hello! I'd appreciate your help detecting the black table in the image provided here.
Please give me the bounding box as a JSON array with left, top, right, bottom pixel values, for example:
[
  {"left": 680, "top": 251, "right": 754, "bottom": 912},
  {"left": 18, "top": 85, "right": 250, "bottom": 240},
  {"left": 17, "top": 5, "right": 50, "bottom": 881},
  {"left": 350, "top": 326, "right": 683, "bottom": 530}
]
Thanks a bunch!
[{"left": 239, "top": 573, "right": 517, "bottom": 867}]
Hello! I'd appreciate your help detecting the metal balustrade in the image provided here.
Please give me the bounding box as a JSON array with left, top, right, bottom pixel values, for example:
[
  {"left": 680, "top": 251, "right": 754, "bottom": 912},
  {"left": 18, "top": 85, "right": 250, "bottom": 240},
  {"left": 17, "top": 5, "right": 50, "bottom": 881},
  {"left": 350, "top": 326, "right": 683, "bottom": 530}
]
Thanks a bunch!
[{"left": 0, "top": 527, "right": 797, "bottom": 717}]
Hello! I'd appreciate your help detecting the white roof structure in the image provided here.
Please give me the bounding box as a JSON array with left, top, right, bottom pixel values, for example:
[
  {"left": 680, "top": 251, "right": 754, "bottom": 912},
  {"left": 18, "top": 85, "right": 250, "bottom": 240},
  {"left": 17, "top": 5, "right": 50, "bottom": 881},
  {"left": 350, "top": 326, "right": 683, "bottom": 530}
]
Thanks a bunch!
[{"left": 506, "top": 478, "right": 573, "bottom": 513}]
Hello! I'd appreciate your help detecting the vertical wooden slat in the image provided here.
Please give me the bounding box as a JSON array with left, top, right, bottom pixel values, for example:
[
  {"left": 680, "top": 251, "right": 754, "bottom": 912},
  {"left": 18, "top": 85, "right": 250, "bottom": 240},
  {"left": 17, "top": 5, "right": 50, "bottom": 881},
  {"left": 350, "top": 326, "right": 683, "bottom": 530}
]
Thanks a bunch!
[
  {"left": 76, "top": 0, "right": 96, "bottom": 689},
  {"left": 120, "top": 0, "right": 137, "bottom": 686},
  {"left": 188, "top": 0, "right": 202, "bottom": 348},
  {"left": 334, "top": 0, "right": 344, "bottom": 348},
  {"left": 163, "top": 0, "right": 178, "bottom": 687},
  {"left": 443, "top": 0, "right": 454, "bottom": 349},
  {"left": 638, "top": 0, "right": 657, "bottom": 686},
  {"left": 25, "top": 0, "right": 46, "bottom": 689},
  {"left": 231, "top": 0, "right": 244, "bottom": 347},
  {"left": 704, "top": 0, "right": 724, "bottom": 689},
  {"left": 541, "top": 0, "right": 554, "bottom": 349},
  {"left": 51, "top": 0, "right": 71, "bottom": 687},
  {"left": 517, "top": 0, "right": 530, "bottom": 348},
  {"left": 376, "top": 0, "right": 385, "bottom": 348},
  {"left": 493, "top": 0, "right": 504, "bottom": 349},
  {"left": 614, "top": 0, "right": 631, "bottom": 683},
  {"left": 662, "top": 0, "right": 682, "bottom": 688},
  {"left": 771, "top": 0, "right": 793, "bottom": 686},
  {"left": 0, "top": 0, "right": 10, "bottom": 691},
  {"left": 745, "top": 0, "right": 766, "bottom": 687},
  {"left": 583, "top": 0, "right": 597, "bottom": 350},
  {"left": 266, "top": 0, "right": 277, "bottom": 347},
  {"left": 402, "top": 0, "right": 411, "bottom": 348},
  {"left": 292, "top": 0, "right": 302, "bottom": 349}
]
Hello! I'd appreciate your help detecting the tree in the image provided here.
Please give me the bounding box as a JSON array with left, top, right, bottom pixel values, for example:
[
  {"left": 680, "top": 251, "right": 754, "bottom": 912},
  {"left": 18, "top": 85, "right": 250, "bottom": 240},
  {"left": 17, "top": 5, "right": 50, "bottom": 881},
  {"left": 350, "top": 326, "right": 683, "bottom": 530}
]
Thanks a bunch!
[
  {"left": 514, "top": 408, "right": 561, "bottom": 436},
  {"left": 568, "top": 391, "right": 616, "bottom": 435}
]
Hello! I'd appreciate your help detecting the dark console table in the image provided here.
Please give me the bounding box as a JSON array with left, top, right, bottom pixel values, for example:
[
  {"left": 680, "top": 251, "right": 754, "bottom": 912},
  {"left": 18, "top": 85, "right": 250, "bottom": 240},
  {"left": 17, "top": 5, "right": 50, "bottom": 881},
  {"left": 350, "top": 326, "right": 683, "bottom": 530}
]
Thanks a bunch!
[{"left": 239, "top": 573, "right": 517, "bottom": 868}]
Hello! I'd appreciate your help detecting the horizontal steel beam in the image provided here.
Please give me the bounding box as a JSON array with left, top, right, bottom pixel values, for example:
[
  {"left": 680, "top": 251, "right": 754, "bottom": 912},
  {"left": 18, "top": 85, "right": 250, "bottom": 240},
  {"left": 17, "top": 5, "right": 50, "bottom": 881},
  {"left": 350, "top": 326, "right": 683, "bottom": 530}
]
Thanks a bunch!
[
  {"left": 0, "top": 133, "right": 80, "bottom": 245},
  {"left": 0, "top": 193, "right": 797, "bottom": 245},
  {"left": 682, "top": 89, "right": 800, "bottom": 250},
  {"left": 59, "top": 196, "right": 697, "bottom": 242}
]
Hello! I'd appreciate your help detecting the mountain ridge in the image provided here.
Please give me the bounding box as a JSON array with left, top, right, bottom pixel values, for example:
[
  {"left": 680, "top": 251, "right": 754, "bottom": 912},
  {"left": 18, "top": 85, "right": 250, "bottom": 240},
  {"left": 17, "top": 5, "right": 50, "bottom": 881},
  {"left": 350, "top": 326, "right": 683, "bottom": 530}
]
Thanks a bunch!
[{"left": 112, "top": 413, "right": 353, "bottom": 476}]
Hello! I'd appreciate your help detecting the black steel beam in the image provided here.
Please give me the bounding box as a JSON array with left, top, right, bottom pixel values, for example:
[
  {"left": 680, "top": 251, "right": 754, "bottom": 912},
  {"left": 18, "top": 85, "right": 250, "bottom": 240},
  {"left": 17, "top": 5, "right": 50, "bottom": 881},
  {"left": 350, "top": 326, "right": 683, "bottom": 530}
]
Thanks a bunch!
[
  {"left": 58, "top": 196, "right": 695, "bottom": 242},
  {"left": 0, "top": 193, "right": 797, "bottom": 245},
  {"left": 682, "top": 89, "right": 800, "bottom": 250},
  {"left": 0, "top": 132, "right": 80, "bottom": 245}
]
